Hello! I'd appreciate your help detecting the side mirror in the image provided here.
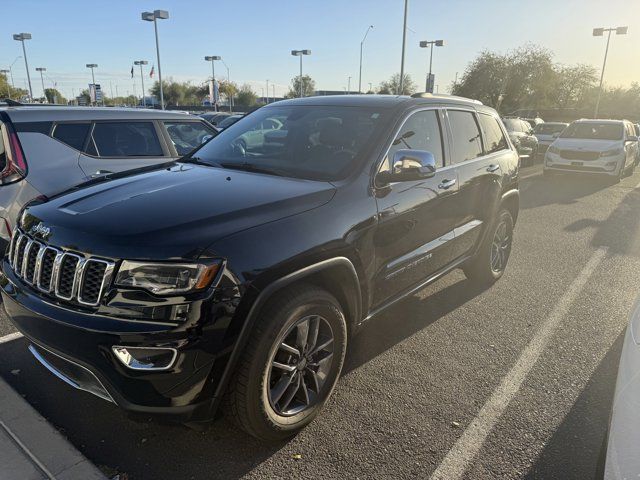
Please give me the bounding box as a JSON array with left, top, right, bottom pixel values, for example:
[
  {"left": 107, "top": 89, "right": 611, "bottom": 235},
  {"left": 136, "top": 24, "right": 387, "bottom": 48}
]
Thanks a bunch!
[{"left": 379, "top": 149, "right": 437, "bottom": 183}]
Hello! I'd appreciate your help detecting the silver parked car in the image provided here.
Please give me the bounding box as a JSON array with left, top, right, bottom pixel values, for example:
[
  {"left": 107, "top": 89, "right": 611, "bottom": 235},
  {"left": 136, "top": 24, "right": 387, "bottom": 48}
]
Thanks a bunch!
[
  {"left": 605, "top": 297, "right": 640, "bottom": 479},
  {"left": 532, "top": 122, "right": 568, "bottom": 155},
  {"left": 0, "top": 106, "right": 217, "bottom": 251}
]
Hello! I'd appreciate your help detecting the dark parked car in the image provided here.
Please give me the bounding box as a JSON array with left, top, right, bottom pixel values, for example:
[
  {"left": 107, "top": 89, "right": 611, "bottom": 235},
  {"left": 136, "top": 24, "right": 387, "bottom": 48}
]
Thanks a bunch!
[
  {"left": 1, "top": 94, "right": 519, "bottom": 441},
  {"left": 199, "top": 112, "right": 230, "bottom": 127},
  {"left": 216, "top": 113, "right": 244, "bottom": 130},
  {"left": 502, "top": 117, "right": 539, "bottom": 165}
]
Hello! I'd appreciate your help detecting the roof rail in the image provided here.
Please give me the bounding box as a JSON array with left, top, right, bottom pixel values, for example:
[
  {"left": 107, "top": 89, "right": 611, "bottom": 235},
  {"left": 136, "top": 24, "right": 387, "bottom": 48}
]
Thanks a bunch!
[
  {"left": 1, "top": 99, "right": 69, "bottom": 107},
  {"left": 410, "top": 92, "right": 483, "bottom": 105}
]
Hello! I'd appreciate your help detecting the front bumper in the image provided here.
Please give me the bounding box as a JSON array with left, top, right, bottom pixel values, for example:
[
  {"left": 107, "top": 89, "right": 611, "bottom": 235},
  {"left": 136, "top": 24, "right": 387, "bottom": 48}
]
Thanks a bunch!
[
  {"left": 544, "top": 152, "right": 621, "bottom": 176},
  {"left": 0, "top": 262, "right": 238, "bottom": 421}
]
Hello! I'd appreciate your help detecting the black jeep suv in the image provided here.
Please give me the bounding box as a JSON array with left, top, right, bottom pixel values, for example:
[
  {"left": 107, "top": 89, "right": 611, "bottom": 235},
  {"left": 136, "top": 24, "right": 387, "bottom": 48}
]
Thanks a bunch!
[{"left": 1, "top": 94, "right": 519, "bottom": 441}]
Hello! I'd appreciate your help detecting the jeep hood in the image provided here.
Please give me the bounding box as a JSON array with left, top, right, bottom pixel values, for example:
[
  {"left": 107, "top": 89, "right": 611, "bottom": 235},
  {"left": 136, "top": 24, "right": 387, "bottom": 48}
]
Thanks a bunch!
[{"left": 21, "top": 164, "right": 336, "bottom": 261}]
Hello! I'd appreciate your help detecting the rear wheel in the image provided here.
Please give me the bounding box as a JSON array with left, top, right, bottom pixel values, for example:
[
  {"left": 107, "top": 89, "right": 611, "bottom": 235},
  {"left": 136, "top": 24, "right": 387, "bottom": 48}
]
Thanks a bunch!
[
  {"left": 226, "top": 284, "right": 347, "bottom": 441},
  {"left": 463, "top": 209, "right": 514, "bottom": 285}
]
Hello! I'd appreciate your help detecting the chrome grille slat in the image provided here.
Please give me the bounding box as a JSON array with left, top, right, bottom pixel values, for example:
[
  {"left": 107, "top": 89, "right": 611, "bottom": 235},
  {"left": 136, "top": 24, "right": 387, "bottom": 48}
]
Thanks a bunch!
[{"left": 8, "top": 229, "right": 114, "bottom": 306}]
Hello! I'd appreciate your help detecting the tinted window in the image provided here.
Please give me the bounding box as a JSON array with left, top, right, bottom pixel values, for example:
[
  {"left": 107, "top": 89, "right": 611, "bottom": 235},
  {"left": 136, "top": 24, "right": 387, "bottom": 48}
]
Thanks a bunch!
[
  {"left": 165, "top": 121, "right": 217, "bottom": 156},
  {"left": 448, "top": 110, "right": 483, "bottom": 163},
  {"left": 90, "top": 122, "right": 163, "bottom": 157},
  {"left": 534, "top": 123, "right": 567, "bottom": 135},
  {"left": 385, "top": 110, "right": 443, "bottom": 168},
  {"left": 478, "top": 114, "right": 508, "bottom": 154},
  {"left": 193, "top": 105, "right": 387, "bottom": 181},
  {"left": 52, "top": 123, "right": 91, "bottom": 150}
]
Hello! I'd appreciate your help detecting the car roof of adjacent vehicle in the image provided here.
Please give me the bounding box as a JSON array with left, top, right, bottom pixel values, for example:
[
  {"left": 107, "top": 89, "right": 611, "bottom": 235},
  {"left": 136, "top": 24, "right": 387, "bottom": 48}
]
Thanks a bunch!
[
  {"left": 0, "top": 106, "right": 196, "bottom": 123},
  {"left": 572, "top": 118, "right": 626, "bottom": 124},
  {"left": 268, "top": 93, "right": 489, "bottom": 110}
]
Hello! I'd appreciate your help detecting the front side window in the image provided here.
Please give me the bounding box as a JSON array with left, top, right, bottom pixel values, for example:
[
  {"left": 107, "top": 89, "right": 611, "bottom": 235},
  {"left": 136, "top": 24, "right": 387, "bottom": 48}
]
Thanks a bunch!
[
  {"left": 165, "top": 121, "right": 217, "bottom": 156},
  {"left": 382, "top": 110, "right": 444, "bottom": 171},
  {"left": 52, "top": 123, "right": 91, "bottom": 151},
  {"left": 191, "top": 106, "right": 388, "bottom": 181},
  {"left": 478, "top": 114, "right": 508, "bottom": 154},
  {"left": 88, "top": 122, "right": 163, "bottom": 157},
  {"left": 448, "top": 110, "right": 483, "bottom": 163}
]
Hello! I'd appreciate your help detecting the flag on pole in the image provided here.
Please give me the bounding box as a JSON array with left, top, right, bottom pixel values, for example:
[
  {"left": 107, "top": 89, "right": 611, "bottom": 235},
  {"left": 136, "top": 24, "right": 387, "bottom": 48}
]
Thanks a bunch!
[
  {"left": 130, "top": 66, "right": 134, "bottom": 78},
  {"left": 150, "top": 65, "right": 155, "bottom": 78}
]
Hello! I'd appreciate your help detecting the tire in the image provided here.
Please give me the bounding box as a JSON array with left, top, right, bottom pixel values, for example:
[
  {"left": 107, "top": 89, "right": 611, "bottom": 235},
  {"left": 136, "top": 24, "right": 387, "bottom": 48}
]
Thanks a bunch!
[
  {"left": 463, "top": 209, "right": 514, "bottom": 285},
  {"left": 226, "top": 284, "right": 347, "bottom": 441}
]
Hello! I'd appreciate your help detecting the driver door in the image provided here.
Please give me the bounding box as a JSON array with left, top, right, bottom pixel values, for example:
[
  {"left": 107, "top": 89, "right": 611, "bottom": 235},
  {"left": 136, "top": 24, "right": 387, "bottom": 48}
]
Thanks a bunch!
[{"left": 372, "top": 108, "right": 460, "bottom": 307}]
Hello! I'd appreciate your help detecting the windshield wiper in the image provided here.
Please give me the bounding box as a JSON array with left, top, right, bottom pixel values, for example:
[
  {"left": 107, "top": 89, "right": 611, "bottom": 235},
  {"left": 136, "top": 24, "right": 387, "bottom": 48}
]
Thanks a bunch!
[
  {"left": 220, "top": 162, "right": 286, "bottom": 177},
  {"left": 180, "top": 156, "right": 223, "bottom": 168}
]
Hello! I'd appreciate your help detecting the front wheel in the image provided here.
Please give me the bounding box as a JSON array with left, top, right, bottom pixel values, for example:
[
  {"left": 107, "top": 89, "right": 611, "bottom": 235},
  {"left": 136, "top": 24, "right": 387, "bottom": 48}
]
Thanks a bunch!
[
  {"left": 463, "top": 209, "right": 514, "bottom": 285},
  {"left": 226, "top": 284, "right": 347, "bottom": 441}
]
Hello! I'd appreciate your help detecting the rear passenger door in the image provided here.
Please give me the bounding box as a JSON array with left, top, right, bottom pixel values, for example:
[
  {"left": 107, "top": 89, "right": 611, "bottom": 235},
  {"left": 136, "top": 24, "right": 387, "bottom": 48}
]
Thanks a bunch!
[
  {"left": 445, "top": 110, "right": 506, "bottom": 259},
  {"left": 78, "top": 120, "right": 170, "bottom": 178}
]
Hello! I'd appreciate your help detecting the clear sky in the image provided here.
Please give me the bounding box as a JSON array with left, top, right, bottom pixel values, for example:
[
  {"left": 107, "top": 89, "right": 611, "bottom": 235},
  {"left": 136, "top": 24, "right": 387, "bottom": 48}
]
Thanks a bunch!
[{"left": 1, "top": 0, "right": 638, "bottom": 100}]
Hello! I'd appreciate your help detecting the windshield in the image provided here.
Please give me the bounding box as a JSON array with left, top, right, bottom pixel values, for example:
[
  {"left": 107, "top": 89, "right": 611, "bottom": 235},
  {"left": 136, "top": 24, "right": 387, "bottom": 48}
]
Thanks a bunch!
[
  {"left": 560, "top": 122, "right": 623, "bottom": 140},
  {"left": 534, "top": 123, "right": 567, "bottom": 135},
  {"left": 190, "top": 105, "right": 387, "bottom": 181}
]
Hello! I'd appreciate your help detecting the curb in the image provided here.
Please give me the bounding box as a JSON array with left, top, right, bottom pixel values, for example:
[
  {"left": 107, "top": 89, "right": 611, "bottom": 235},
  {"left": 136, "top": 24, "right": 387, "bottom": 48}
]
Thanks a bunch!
[{"left": 0, "top": 375, "right": 105, "bottom": 479}]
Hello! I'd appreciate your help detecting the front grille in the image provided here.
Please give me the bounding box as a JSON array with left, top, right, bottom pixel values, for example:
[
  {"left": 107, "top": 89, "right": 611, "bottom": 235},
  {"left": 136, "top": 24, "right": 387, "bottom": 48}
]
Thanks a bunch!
[
  {"left": 7, "top": 230, "right": 115, "bottom": 307},
  {"left": 560, "top": 150, "right": 600, "bottom": 161}
]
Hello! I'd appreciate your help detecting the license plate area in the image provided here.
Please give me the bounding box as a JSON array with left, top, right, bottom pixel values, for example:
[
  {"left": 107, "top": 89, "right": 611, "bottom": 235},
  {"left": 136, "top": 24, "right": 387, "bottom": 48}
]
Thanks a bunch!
[{"left": 571, "top": 161, "right": 583, "bottom": 166}]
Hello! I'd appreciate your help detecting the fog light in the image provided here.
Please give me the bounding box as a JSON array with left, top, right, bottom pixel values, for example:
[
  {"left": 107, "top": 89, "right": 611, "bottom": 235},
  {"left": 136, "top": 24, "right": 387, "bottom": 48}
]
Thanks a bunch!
[{"left": 112, "top": 346, "right": 177, "bottom": 371}]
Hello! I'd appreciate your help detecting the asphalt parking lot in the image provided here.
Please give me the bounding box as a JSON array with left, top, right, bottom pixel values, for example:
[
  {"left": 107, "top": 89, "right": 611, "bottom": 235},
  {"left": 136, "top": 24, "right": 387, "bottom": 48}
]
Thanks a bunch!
[{"left": 1, "top": 163, "right": 639, "bottom": 480}]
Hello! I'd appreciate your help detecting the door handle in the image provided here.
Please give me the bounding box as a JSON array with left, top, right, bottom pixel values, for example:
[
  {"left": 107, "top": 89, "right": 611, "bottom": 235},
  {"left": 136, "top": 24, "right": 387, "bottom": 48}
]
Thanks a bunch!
[
  {"left": 438, "top": 179, "right": 457, "bottom": 190},
  {"left": 487, "top": 164, "right": 500, "bottom": 172}
]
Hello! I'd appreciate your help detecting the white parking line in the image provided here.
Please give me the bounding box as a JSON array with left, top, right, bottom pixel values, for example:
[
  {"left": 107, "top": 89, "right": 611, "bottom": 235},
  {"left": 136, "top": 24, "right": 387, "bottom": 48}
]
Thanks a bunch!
[
  {"left": 520, "top": 170, "right": 542, "bottom": 180},
  {"left": 430, "top": 247, "right": 608, "bottom": 480},
  {"left": 0, "top": 332, "right": 23, "bottom": 344}
]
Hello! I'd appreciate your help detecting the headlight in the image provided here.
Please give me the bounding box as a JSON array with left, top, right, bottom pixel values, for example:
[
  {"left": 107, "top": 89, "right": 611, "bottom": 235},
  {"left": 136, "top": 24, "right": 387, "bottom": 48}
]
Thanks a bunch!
[
  {"left": 548, "top": 145, "right": 560, "bottom": 154},
  {"left": 601, "top": 148, "right": 623, "bottom": 157},
  {"left": 115, "top": 261, "right": 221, "bottom": 295}
]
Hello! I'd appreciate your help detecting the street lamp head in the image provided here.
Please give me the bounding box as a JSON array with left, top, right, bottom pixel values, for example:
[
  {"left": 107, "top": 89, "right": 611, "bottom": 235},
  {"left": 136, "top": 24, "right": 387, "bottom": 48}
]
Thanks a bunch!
[
  {"left": 0, "top": 70, "right": 9, "bottom": 74},
  {"left": 35, "top": 67, "right": 46, "bottom": 72},
  {"left": 435, "top": 40, "right": 445, "bottom": 47},
  {"left": 205, "top": 56, "right": 221, "bottom": 61},
  {"left": 616, "top": 26, "right": 628, "bottom": 35},
  {"left": 134, "top": 60, "right": 148, "bottom": 65},
  {"left": 13, "top": 33, "right": 31, "bottom": 41},
  {"left": 141, "top": 11, "right": 155, "bottom": 21},
  {"left": 86, "top": 64, "right": 98, "bottom": 68},
  {"left": 419, "top": 40, "right": 429, "bottom": 48},
  {"left": 301, "top": 49, "right": 311, "bottom": 55},
  {"left": 291, "top": 50, "right": 301, "bottom": 56},
  {"left": 154, "top": 10, "right": 169, "bottom": 19},
  {"left": 593, "top": 28, "right": 604, "bottom": 36}
]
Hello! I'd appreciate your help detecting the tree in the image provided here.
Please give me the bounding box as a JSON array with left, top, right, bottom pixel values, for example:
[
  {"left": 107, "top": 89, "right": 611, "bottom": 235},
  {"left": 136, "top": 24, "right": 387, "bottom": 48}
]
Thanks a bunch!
[
  {"left": 236, "top": 83, "right": 258, "bottom": 106},
  {"left": 0, "top": 72, "right": 28, "bottom": 100},
  {"left": 378, "top": 73, "right": 416, "bottom": 95},
  {"left": 44, "top": 88, "right": 66, "bottom": 104},
  {"left": 286, "top": 75, "right": 316, "bottom": 98},
  {"left": 218, "top": 80, "right": 238, "bottom": 106},
  {"left": 150, "top": 78, "right": 208, "bottom": 106},
  {"left": 549, "top": 64, "right": 598, "bottom": 109}
]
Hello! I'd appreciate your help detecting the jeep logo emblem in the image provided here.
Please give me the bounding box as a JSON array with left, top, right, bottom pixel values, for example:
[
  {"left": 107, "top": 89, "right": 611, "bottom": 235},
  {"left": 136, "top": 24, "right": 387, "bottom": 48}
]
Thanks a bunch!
[{"left": 31, "top": 222, "right": 51, "bottom": 238}]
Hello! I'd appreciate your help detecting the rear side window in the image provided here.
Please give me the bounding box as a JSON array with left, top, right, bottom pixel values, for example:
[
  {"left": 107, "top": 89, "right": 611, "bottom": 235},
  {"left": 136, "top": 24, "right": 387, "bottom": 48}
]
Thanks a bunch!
[
  {"left": 52, "top": 123, "right": 91, "bottom": 151},
  {"left": 478, "top": 114, "right": 508, "bottom": 154},
  {"left": 88, "top": 122, "right": 163, "bottom": 157},
  {"left": 448, "top": 110, "right": 483, "bottom": 163}
]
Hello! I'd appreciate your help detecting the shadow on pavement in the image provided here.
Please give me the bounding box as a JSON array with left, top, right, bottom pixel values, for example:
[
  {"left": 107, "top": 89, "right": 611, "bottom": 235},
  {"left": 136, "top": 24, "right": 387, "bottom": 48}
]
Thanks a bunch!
[
  {"left": 521, "top": 174, "right": 609, "bottom": 210},
  {"left": 0, "top": 276, "right": 488, "bottom": 480},
  {"left": 345, "top": 277, "right": 488, "bottom": 374},
  {"left": 565, "top": 185, "right": 640, "bottom": 257},
  {"left": 524, "top": 329, "right": 624, "bottom": 480}
]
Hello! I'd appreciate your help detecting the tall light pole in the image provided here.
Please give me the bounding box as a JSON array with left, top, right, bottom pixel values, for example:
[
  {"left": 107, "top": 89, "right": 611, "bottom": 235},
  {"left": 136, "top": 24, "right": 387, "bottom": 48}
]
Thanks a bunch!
[
  {"left": 35, "top": 67, "right": 46, "bottom": 102},
  {"left": 347, "top": 76, "right": 352, "bottom": 94},
  {"left": 13, "top": 33, "right": 33, "bottom": 101},
  {"left": 399, "top": 0, "right": 408, "bottom": 94},
  {"left": 134, "top": 60, "right": 148, "bottom": 107},
  {"left": 358, "top": 25, "right": 374, "bottom": 94},
  {"left": 266, "top": 79, "right": 269, "bottom": 103},
  {"left": 7, "top": 56, "right": 21, "bottom": 95},
  {"left": 204, "top": 55, "right": 221, "bottom": 111},
  {"left": 142, "top": 10, "right": 169, "bottom": 109},
  {"left": 272, "top": 84, "right": 275, "bottom": 102},
  {"left": 291, "top": 49, "right": 311, "bottom": 97},
  {"left": 0, "top": 70, "right": 10, "bottom": 98},
  {"left": 593, "top": 26, "right": 628, "bottom": 118},
  {"left": 86, "top": 64, "right": 98, "bottom": 105},
  {"left": 221, "top": 59, "right": 232, "bottom": 112},
  {"left": 419, "top": 39, "right": 445, "bottom": 93}
]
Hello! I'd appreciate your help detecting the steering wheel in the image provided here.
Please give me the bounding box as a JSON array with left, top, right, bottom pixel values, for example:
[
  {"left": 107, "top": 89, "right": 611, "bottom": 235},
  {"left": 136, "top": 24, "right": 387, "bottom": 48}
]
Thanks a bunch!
[{"left": 231, "top": 139, "right": 247, "bottom": 157}]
